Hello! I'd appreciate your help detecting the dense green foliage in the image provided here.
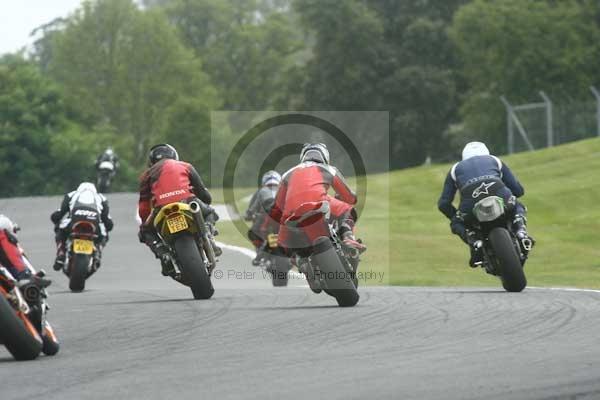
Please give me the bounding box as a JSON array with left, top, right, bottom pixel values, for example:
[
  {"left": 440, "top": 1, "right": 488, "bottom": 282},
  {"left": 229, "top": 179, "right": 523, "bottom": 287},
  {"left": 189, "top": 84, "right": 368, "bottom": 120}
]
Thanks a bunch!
[{"left": 1, "top": 0, "right": 599, "bottom": 194}]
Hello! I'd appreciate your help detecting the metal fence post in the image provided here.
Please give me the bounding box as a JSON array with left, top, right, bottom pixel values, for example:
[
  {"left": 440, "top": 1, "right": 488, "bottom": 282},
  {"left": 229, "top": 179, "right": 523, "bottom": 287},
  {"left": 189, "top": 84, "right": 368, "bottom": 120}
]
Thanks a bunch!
[
  {"left": 539, "top": 91, "right": 553, "bottom": 147},
  {"left": 500, "top": 96, "right": 514, "bottom": 154},
  {"left": 590, "top": 86, "right": 600, "bottom": 137}
]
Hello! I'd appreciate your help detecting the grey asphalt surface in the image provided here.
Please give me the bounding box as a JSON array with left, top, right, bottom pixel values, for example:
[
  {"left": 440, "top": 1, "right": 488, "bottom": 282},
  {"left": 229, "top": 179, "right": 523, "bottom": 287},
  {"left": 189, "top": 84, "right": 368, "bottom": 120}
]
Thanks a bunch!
[{"left": 1, "top": 193, "right": 600, "bottom": 400}]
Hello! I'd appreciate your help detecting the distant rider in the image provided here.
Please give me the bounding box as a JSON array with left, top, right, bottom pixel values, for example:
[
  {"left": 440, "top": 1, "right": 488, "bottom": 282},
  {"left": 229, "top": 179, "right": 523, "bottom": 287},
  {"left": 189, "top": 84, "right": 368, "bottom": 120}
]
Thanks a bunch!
[
  {"left": 245, "top": 170, "right": 281, "bottom": 265},
  {"left": 269, "top": 143, "right": 366, "bottom": 253},
  {"left": 137, "top": 144, "right": 221, "bottom": 276},
  {"left": 51, "top": 182, "right": 114, "bottom": 271},
  {"left": 437, "top": 141, "right": 534, "bottom": 267},
  {"left": 0, "top": 214, "right": 51, "bottom": 286},
  {"left": 95, "top": 147, "right": 119, "bottom": 171}
]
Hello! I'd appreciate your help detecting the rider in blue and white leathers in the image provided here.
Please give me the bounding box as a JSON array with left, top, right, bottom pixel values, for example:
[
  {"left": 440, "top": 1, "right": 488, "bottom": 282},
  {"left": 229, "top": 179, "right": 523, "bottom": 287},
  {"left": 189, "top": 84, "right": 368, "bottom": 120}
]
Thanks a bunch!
[{"left": 437, "top": 142, "right": 533, "bottom": 267}]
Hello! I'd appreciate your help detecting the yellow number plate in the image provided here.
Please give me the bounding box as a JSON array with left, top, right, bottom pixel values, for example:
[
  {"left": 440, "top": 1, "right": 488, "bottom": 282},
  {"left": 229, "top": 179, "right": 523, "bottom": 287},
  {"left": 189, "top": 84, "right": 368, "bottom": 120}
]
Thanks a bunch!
[
  {"left": 73, "top": 239, "right": 94, "bottom": 255},
  {"left": 167, "top": 214, "right": 189, "bottom": 234},
  {"left": 267, "top": 233, "right": 279, "bottom": 248}
]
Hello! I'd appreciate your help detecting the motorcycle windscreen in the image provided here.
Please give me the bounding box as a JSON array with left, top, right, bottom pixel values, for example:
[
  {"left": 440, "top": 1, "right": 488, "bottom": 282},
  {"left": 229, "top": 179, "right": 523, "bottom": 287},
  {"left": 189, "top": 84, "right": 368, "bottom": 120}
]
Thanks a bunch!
[{"left": 472, "top": 196, "right": 505, "bottom": 222}]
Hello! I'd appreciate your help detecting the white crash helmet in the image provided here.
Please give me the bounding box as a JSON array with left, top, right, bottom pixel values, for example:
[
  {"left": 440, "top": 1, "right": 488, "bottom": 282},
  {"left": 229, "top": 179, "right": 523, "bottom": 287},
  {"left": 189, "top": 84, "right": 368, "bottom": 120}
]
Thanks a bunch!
[
  {"left": 0, "top": 214, "right": 16, "bottom": 233},
  {"left": 462, "top": 142, "right": 490, "bottom": 160},
  {"left": 262, "top": 170, "right": 281, "bottom": 187}
]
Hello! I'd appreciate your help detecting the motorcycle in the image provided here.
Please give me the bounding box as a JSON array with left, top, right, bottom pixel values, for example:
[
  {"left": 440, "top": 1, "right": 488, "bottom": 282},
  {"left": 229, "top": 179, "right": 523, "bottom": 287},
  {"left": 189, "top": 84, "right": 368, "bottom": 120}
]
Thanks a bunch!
[
  {"left": 153, "top": 200, "right": 217, "bottom": 299},
  {"left": 284, "top": 201, "right": 360, "bottom": 307},
  {"left": 257, "top": 233, "right": 292, "bottom": 287},
  {"left": 63, "top": 216, "right": 103, "bottom": 292},
  {"left": 96, "top": 161, "right": 115, "bottom": 193},
  {"left": 0, "top": 267, "right": 60, "bottom": 360},
  {"left": 470, "top": 195, "right": 532, "bottom": 292}
]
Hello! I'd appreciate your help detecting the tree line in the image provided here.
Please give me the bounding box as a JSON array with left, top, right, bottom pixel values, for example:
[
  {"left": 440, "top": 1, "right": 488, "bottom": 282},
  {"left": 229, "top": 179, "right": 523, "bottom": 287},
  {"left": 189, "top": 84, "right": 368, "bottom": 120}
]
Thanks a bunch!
[{"left": 1, "top": 0, "right": 599, "bottom": 195}]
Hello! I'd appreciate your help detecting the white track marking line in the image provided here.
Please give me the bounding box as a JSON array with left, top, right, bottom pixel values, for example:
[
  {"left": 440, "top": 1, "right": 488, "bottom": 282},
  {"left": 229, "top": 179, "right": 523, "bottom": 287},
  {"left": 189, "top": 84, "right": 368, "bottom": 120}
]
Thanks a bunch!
[
  {"left": 527, "top": 286, "right": 600, "bottom": 294},
  {"left": 217, "top": 241, "right": 307, "bottom": 282}
]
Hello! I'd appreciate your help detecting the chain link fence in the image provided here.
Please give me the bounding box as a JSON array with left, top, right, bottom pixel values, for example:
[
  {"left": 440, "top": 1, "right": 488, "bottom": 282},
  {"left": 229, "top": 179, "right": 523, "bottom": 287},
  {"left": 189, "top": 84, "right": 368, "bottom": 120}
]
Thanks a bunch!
[{"left": 501, "top": 88, "right": 600, "bottom": 154}]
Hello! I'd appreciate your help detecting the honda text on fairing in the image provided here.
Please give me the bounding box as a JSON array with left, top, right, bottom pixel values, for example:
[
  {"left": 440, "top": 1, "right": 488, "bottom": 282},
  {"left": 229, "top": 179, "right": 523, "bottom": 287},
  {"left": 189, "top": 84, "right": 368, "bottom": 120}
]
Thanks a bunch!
[{"left": 138, "top": 144, "right": 221, "bottom": 299}]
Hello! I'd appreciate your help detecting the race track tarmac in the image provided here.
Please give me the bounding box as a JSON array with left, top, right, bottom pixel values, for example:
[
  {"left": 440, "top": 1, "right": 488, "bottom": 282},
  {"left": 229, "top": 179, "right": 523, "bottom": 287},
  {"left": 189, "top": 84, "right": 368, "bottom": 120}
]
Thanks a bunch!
[{"left": 1, "top": 194, "right": 599, "bottom": 400}]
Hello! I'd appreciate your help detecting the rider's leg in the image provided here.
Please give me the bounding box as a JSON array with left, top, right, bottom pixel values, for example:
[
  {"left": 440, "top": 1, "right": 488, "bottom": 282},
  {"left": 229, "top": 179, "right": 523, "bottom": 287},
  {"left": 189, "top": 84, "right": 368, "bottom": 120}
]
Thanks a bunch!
[
  {"left": 247, "top": 229, "right": 264, "bottom": 266},
  {"left": 328, "top": 197, "right": 366, "bottom": 253},
  {"left": 450, "top": 214, "right": 482, "bottom": 267},
  {"left": 139, "top": 222, "right": 175, "bottom": 276},
  {"left": 53, "top": 229, "right": 67, "bottom": 271}
]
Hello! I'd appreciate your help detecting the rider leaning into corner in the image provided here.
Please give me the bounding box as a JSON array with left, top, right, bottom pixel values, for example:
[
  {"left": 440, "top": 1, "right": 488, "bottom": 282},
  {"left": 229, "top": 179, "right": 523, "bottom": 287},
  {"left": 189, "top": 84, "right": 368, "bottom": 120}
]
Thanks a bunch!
[
  {"left": 0, "top": 215, "right": 51, "bottom": 286},
  {"left": 245, "top": 170, "right": 282, "bottom": 266},
  {"left": 51, "top": 182, "right": 114, "bottom": 271},
  {"left": 137, "top": 144, "right": 222, "bottom": 277},
  {"left": 269, "top": 143, "right": 367, "bottom": 254},
  {"left": 437, "top": 141, "right": 535, "bottom": 267}
]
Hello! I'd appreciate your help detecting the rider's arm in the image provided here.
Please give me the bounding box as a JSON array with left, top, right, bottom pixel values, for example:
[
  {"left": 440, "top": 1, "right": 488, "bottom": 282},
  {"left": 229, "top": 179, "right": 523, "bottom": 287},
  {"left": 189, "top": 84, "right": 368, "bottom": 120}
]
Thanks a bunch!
[
  {"left": 270, "top": 181, "right": 287, "bottom": 224},
  {"left": 330, "top": 167, "right": 357, "bottom": 205},
  {"left": 138, "top": 171, "right": 152, "bottom": 223},
  {"left": 500, "top": 162, "right": 524, "bottom": 198},
  {"left": 100, "top": 196, "right": 114, "bottom": 232},
  {"left": 51, "top": 194, "right": 70, "bottom": 224},
  {"left": 245, "top": 191, "right": 260, "bottom": 220},
  {"left": 188, "top": 165, "right": 212, "bottom": 205},
  {"left": 437, "top": 172, "right": 458, "bottom": 220}
]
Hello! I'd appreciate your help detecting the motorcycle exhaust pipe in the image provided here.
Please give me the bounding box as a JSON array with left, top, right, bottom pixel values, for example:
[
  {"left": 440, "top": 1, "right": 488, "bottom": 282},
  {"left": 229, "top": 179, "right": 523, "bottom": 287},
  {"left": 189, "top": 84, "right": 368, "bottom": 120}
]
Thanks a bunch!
[
  {"left": 521, "top": 238, "right": 533, "bottom": 251},
  {"left": 347, "top": 247, "right": 359, "bottom": 259},
  {"left": 189, "top": 201, "right": 201, "bottom": 214},
  {"left": 21, "top": 283, "right": 41, "bottom": 304},
  {"left": 188, "top": 201, "right": 206, "bottom": 234}
]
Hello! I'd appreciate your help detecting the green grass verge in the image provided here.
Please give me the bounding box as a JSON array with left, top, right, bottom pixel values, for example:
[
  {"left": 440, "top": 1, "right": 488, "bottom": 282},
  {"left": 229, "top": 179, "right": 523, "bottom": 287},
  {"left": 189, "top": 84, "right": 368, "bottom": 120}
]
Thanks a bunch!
[{"left": 213, "top": 138, "right": 600, "bottom": 288}]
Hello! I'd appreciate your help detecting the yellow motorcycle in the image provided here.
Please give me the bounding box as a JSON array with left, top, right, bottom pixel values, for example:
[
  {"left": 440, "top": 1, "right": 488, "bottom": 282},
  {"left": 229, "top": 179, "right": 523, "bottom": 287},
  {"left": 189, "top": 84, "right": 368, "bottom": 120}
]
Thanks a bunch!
[{"left": 153, "top": 200, "right": 216, "bottom": 299}]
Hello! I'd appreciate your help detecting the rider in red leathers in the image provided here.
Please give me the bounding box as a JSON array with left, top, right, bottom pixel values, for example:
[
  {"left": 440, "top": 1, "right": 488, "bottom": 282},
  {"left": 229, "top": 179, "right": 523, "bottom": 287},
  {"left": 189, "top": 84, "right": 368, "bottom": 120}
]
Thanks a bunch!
[
  {"left": 138, "top": 144, "right": 221, "bottom": 276},
  {"left": 269, "top": 143, "right": 366, "bottom": 253}
]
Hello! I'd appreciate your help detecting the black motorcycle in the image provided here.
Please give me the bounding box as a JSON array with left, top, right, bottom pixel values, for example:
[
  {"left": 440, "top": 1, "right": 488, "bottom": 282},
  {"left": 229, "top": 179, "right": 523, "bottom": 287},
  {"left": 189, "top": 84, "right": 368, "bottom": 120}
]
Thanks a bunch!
[
  {"left": 285, "top": 201, "right": 360, "bottom": 307},
  {"left": 62, "top": 216, "right": 103, "bottom": 292},
  {"left": 470, "top": 195, "right": 532, "bottom": 292}
]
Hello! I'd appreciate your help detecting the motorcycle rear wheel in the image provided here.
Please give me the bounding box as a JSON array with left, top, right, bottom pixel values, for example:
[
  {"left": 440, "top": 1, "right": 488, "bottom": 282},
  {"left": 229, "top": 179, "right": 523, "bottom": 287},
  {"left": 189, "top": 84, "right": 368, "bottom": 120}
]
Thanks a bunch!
[
  {"left": 489, "top": 227, "right": 527, "bottom": 292},
  {"left": 0, "top": 295, "right": 42, "bottom": 360},
  {"left": 312, "top": 237, "right": 359, "bottom": 307},
  {"left": 69, "top": 254, "right": 90, "bottom": 292},
  {"left": 174, "top": 234, "right": 214, "bottom": 300}
]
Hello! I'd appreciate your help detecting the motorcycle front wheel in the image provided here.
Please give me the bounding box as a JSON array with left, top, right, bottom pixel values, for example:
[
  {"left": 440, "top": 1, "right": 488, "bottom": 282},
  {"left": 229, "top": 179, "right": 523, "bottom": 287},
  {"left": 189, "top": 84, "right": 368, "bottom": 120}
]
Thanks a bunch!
[{"left": 0, "top": 294, "right": 42, "bottom": 360}]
